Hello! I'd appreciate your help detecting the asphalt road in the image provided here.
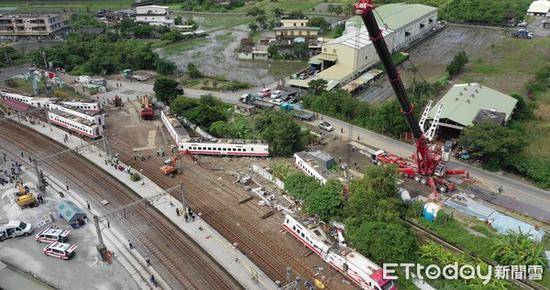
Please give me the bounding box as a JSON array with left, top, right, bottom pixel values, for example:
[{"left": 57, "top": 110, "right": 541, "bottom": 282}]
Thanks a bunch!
[{"left": 93, "top": 79, "right": 550, "bottom": 222}]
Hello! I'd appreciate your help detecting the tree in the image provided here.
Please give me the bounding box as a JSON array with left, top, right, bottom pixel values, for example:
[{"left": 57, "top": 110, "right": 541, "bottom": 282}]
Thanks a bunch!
[
  {"left": 256, "top": 111, "right": 305, "bottom": 156},
  {"left": 288, "top": 10, "right": 306, "bottom": 19},
  {"left": 183, "top": 95, "right": 228, "bottom": 128},
  {"left": 346, "top": 165, "right": 403, "bottom": 224},
  {"left": 267, "top": 44, "right": 279, "bottom": 58},
  {"left": 156, "top": 58, "right": 176, "bottom": 75},
  {"left": 332, "top": 5, "right": 343, "bottom": 16},
  {"left": 447, "top": 51, "right": 469, "bottom": 78},
  {"left": 347, "top": 221, "right": 418, "bottom": 264},
  {"left": 308, "top": 17, "right": 330, "bottom": 34},
  {"left": 327, "top": 4, "right": 335, "bottom": 15},
  {"left": 161, "top": 31, "right": 183, "bottom": 42},
  {"left": 187, "top": 62, "right": 202, "bottom": 79},
  {"left": 170, "top": 96, "right": 199, "bottom": 116},
  {"left": 246, "top": 7, "right": 265, "bottom": 17},
  {"left": 284, "top": 173, "right": 320, "bottom": 200},
  {"left": 459, "top": 122, "right": 526, "bottom": 170},
  {"left": 492, "top": 232, "right": 546, "bottom": 268},
  {"left": 271, "top": 161, "right": 295, "bottom": 180},
  {"left": 174, "top": 16, "right": 183, "bottom": 25},
  {"left": 510, "top": 93, "right": 533, "bottom": 121},
  {"left": 271, "top": 7, "right": 284, "bottom": 20},
  {"left": 304, "top": 179, "right": 344, "bottom": 220},
  {"left": 256, "top": 14, "right": 268, "bottom": 29},
  {"left": 308, "top": 79, "right": 328, "bottom": 95},
  {"left": 154, "top": 76, "right": 180, "bottom": 104},
  {"left": 248, "top": 23, "right": 259, "bottom": 32},
  {"left": 291, "top": 42, "right": 309, "bottom": 59}
]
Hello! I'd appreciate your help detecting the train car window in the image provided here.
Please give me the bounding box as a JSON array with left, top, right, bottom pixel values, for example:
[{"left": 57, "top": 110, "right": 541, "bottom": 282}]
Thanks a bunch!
[{"left": 251, "top": 148, "right": 254, "bottom": 151}]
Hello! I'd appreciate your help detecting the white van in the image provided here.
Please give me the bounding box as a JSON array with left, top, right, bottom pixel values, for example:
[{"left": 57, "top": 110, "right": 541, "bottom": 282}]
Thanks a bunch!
[{"left": 0, "top": 221, "right": 33, "bottom": 241}]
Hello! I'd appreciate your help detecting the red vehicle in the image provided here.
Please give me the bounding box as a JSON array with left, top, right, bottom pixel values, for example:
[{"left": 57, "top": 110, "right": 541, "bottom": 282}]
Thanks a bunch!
[
  {"left": 140, "top": 95, "right": 154, "bottom": 120},
  {"left": 355, "top": 0, "right": 467, "bottom": 198},
  {"left": 43, "top": 242, "right": 77, "bottom": 260}
]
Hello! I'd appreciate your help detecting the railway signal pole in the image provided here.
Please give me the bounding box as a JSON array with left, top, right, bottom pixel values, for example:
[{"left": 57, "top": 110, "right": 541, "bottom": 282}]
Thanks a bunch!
[{"left": 179, "top": 183, "right": 186, "bottom": 209}]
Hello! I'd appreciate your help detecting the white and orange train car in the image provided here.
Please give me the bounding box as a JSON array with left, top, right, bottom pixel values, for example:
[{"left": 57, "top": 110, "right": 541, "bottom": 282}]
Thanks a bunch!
[{"left": 283, "top": 214, "right": 396, "bottom": 290}]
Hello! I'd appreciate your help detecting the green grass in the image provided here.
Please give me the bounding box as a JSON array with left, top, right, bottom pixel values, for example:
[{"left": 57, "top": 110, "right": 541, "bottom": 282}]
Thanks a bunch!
[
  {"left": 0, "top": 0, "right": 132, "bottom": 12},
  {"left": 160, "top": 37, "right": 209, "bottom": 55},
  {"left": 215, "top": 32, "right": 234, "bottom": 42},
  {"left": 267, "top": 60, "right": 307, "bottom": 79}
]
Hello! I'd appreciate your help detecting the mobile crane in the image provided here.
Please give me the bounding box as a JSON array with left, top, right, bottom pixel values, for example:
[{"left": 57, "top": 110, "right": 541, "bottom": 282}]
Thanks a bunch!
[{"left": 355, "top": 0, "right": 467, "bottom": 199}]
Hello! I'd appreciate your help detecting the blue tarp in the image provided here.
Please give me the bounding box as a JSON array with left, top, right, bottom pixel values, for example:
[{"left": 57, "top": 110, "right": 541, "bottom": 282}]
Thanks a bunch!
[{"left": 445, "top": 195, "right": 545, "bottom": 241}]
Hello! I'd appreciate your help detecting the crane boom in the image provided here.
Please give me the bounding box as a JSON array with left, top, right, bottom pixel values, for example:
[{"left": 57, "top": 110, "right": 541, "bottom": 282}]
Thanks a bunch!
[{"left": 354, "top": 0, "right": 437, "bottom": 176}]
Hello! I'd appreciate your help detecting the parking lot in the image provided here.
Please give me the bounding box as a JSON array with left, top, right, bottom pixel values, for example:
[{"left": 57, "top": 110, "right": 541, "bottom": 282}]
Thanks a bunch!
[{"left": 0, "top": 162, "right": 137, "bottom": 289}]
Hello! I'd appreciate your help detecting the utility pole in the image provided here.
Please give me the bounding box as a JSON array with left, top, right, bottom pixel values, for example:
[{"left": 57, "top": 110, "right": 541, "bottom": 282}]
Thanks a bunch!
[
  {"left": 33, "top": 159, "right": 46, "bottom": 197},
  {"left": 93, "top": 215, "right": 110, "bottom": 262}
]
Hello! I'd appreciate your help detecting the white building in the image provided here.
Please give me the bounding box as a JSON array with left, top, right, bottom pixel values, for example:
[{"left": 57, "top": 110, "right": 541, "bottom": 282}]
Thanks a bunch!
[
  {"left": 288, "top": 3, "right": 437, "bottom": 89},
  {"left": 527, "top": 0, "right": 550, "bottom": 16},
  {"left": 135, "top": 5, "right": 173, "bottom": 26},
  {"left": 294, "top": 151, "right": 334, "bottom": 185}
]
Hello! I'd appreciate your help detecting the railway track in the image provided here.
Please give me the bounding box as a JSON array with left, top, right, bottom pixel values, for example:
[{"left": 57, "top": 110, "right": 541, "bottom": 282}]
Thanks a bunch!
[
  {"left": 107, "top": 130, "right": 319, "bottom": 284},
  {"left": 0, "top": 120, "right": 242, "bottom": 290},
  {"left": 404, "top": 219, "right": 543, "bottom": 290}
]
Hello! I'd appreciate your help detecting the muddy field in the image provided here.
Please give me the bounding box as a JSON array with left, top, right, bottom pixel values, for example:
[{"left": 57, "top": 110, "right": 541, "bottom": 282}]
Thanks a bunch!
[{"left": 156, "top": 28, "right": 306, "bottom": 87}]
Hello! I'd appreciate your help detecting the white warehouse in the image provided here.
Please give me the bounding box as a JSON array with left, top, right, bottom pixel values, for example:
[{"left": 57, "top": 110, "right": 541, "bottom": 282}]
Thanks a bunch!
[
  {"left": 288, "top": 3, "right": 437, "bottom": 89},
  {"left": 135, "top": 5, "right": 174, "bottom": 26}
]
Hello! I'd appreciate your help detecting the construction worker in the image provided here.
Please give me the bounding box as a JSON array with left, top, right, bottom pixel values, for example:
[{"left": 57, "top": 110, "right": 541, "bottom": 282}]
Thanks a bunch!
[{"left": 498, "top": 185, "right": 503, "bottom": 194}]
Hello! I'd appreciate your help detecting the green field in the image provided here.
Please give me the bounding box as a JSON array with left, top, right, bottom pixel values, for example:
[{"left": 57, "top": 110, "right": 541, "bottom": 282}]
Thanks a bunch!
[
  {"left": 457, "top": 36, "right": 550, "bottom": 161},
  {"left": 159, "top": 37, "right": 209, "bottom": 55},
  {"left": 0, "top": 0, "right": 133, "bottom": 12}
]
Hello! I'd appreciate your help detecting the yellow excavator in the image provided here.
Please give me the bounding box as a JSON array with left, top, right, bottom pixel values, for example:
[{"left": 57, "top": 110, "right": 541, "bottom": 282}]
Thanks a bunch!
[{"left": 15, "top": 180, "right": 38, "bottom": 208}]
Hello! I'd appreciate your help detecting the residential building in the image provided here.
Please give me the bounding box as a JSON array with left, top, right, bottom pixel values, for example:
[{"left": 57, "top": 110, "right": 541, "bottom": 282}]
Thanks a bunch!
[
  {"left": 135, "top": 5, "right": 173, "bottom": 26},
  {"left": 294, "top": 151, "right": 335, "bottom": 184},
  {"left": 527, "top": 0, "right": 550, "bottom": 16},
  {"left": 274, "top": 17, "right": 320, "bottom": 45},
  {"left": 0, "top": 14, "right": 68, "bottom": 38},
  {"left": 427, "top": 83, "right": 518, "bottom": 133},
  {"left": 288, "top": 3, "right": 437, "bottom": 89}
]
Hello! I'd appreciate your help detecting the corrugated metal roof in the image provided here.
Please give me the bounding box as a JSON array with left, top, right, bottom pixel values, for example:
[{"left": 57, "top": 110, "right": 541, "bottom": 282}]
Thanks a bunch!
[
  {"left": 428, "top": 83, "right": 518, "bottom": 127},
  {"left": 318, "top": 64, "right": 353, "bottom": 81},
  {"left": 528, "top": 0, "right": 550, "bottom": 13},
  {"left": 374, "top": 3, "right": 437, "bottom": 31}
]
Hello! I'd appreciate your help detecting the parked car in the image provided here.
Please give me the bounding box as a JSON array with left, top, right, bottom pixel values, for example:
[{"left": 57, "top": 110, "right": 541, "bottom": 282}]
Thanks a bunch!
[
  {"left": 271, "top": 90, "right": 283, "bottom": 99},
  {"left": 512, "top": 29, "right": 533, "bottom": 39},
  {"left": 0, "top": 221, "right": 33, "bottom": 241},
  {"left": 43, "top": 242, "right": 77, "bottom": 260},
  {"left": 259, "top": 88, "right": 271, "bottom": 98},
  {"left": 35, "top": 227, "right": 71, "bottom": 244},
  {"left": 517, "top": 21, "right": 528, "bottom": 27},
  {"left": 318, "top": 121, "right": 334, "bottom": 131}
]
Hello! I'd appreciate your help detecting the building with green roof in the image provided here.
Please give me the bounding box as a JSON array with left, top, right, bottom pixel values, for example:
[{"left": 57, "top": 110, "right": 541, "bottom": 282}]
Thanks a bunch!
[{"left": 427, "top": 83, "right": 518, "bottom": 131}]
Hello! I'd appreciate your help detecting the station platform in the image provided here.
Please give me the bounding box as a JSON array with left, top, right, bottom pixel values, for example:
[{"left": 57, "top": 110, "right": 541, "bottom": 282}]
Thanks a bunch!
[{"left": 8, "top": 116, "right": 278, "bottom": 290}]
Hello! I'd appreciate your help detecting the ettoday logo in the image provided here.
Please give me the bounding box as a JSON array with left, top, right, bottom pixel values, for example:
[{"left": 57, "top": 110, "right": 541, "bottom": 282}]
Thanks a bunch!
[{"left": 383, "top": 263, "right": 544, "bottom": 284}]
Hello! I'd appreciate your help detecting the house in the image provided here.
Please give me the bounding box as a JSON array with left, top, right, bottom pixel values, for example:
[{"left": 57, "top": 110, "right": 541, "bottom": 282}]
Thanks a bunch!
[
  {"left": 56, "top": 200, "right": 87, "bottom": 228},
  {"left": 527, "top": 0, "right": 550, "bottom": 16},
  {"left": 288, "top": 3, "right": 437, "bottom": 90},
  {"left": 274, "top": 17, "right": 320, "bottom": 46},
  {"left": 427, "top": 83, "right": 518, "bottom": 133},
  {"left": 294, "top": 150, "right": 335, "bottom": 184},
  {"left": 135, "top": 5, "right": 173, "bottom": 26},
  {"left": 0, "top": 14, "right": 68, "bottom": 39}
]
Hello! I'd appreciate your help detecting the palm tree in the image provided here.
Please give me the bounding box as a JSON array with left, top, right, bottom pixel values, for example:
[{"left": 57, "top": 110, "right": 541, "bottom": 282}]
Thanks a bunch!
[{"left": 272, "top": 7, "right": 284, "bottom": 20}]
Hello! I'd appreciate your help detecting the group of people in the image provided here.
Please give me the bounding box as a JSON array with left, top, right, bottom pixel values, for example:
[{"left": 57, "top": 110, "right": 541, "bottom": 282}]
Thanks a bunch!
[
  {"left": 0, "top": 152, "right": 22, "bottom": 186},
  {"left": 176, "top": 206, "right": 196, "bottom": 223}
]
